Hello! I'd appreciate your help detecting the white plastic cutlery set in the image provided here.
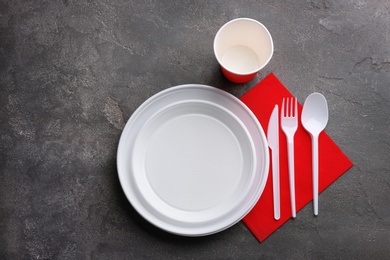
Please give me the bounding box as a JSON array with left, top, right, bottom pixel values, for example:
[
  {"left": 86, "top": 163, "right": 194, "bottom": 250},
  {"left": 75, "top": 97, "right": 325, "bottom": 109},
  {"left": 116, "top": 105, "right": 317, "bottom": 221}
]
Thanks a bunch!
[{"left": 267, "top": 93, "right": 328, "bottom": 220}]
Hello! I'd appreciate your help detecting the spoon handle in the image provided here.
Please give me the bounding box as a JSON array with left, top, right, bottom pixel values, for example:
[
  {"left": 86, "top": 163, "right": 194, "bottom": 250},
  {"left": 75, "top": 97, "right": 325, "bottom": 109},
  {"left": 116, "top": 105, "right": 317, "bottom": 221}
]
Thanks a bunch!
[{"left": 312, "top": 135, "right": 319, "bottom": 216}]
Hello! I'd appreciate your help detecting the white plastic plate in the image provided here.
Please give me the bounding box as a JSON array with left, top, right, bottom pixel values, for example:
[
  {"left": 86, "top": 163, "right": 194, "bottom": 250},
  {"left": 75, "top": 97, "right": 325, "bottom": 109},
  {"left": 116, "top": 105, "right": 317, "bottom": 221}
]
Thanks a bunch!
[{"left": 117, "top": 84, "right": 269, "bottom": 236}]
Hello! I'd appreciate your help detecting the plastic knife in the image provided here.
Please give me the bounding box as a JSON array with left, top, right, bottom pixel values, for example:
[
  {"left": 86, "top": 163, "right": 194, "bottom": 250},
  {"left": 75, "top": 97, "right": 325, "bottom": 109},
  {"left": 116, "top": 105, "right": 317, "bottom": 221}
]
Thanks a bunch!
[{"left": 267, "top": 105, "right": 280, "bottom": 220}]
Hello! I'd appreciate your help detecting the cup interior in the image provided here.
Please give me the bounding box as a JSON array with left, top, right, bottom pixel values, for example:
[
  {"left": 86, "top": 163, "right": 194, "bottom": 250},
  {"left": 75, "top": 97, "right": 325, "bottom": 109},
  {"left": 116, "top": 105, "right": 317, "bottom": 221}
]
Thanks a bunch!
[{"left": 214, "top": 18, "right": 273, "bottom": 75}]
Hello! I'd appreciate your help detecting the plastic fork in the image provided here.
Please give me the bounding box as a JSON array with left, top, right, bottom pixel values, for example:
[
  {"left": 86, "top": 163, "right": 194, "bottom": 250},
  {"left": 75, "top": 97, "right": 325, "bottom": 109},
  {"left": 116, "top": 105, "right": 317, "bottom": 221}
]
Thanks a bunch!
[{"left": 281, "top": 97, "right": 298, "bottom": 218}]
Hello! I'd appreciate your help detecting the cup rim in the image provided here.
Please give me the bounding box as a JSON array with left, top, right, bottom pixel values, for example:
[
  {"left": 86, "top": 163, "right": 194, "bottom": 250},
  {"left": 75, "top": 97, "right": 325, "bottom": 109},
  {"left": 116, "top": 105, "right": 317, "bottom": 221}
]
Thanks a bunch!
[{"left": 213, "top": 18, "right": 274, "bottom": 76}]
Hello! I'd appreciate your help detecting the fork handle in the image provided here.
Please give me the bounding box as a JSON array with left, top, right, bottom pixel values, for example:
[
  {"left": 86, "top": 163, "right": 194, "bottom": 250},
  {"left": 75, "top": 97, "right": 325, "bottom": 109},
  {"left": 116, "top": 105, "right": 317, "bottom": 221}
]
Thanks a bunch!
[{"left": 287, "top": 138, "right": 296, "bottom": 218}]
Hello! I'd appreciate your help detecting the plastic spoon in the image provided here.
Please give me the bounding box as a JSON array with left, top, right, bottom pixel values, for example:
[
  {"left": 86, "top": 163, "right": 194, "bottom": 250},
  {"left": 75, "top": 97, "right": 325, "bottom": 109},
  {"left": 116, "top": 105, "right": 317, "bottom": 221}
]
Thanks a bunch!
[{"left": 301, "top": 93, "right": 328, "bottom": 216}]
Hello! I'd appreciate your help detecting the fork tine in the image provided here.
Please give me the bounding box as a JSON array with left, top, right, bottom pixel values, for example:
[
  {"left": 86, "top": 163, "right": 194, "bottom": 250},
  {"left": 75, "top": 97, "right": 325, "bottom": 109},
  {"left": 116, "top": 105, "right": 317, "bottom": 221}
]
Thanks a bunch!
[
  {"left": 285, "top": 98, "right": 288, "bottom": 117},
  {"left": 286, "top": 98, "right": 290, "bottom": 117},
  {"left": 294, "top": 97, "right": 298, "bottom": 118},
  {"left": 285, "top": 98, "right": 290, "bottom": 117},
  {"left": 282, "top": 97, "right": 298, "bottom": 118}
]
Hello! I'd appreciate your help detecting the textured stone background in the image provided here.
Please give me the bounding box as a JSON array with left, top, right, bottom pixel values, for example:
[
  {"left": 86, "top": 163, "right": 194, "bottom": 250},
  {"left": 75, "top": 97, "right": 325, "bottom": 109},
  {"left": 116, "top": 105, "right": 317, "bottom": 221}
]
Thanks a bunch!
[{"left": 1, "top": 0, "right": 389, "bottom": 259}]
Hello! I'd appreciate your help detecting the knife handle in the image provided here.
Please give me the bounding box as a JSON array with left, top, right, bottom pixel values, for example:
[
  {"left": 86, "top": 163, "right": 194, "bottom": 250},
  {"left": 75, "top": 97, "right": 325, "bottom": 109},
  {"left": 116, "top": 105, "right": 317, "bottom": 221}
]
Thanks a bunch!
[{"left": 272, "top": 150, "right": 280, "bottom": 220}]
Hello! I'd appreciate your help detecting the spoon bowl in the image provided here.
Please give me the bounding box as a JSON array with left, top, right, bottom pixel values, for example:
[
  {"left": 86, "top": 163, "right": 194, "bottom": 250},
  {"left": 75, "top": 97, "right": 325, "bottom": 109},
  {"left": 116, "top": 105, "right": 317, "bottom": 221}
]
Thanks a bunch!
[
  {"left": 301, "top": 93, "right": 328, "bottom": 216},
  {"left": 301, "top": 93, "right": 328, "bottom": 136}
]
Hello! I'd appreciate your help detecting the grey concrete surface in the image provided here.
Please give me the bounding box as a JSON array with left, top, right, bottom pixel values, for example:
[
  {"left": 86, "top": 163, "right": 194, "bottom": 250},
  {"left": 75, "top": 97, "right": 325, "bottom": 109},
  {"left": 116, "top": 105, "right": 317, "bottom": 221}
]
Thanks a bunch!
[{"left": 1, "top": 0, "right": 389, "bottom": 259}]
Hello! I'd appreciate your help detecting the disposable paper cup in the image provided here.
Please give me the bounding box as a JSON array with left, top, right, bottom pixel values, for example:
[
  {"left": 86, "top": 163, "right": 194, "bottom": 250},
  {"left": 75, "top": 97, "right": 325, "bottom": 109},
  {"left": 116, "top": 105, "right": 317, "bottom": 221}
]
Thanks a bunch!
[{"left": 213, "top": 18, "right": 274, "bottom": 83}]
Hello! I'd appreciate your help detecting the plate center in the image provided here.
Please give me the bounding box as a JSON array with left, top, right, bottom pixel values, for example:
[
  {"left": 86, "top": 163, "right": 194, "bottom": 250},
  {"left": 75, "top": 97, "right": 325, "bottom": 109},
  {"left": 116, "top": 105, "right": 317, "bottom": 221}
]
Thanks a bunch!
[{"left": 145, "top": 114, "right": 243, "bottom": 211}]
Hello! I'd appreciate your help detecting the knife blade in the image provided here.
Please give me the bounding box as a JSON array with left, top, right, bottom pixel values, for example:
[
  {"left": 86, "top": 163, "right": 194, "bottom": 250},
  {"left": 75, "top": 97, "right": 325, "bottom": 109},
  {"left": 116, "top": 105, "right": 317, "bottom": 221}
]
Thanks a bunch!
[{"left": 267, "top": 105, "right": 280, "bottom": 220}]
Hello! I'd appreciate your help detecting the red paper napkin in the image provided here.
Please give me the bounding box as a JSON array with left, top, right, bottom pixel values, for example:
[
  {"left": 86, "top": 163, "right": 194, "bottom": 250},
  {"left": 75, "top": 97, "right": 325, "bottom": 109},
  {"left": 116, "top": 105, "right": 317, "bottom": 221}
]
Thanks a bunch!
[{"left": 241, "top": 73, "right": 353, "bottom": 242}]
